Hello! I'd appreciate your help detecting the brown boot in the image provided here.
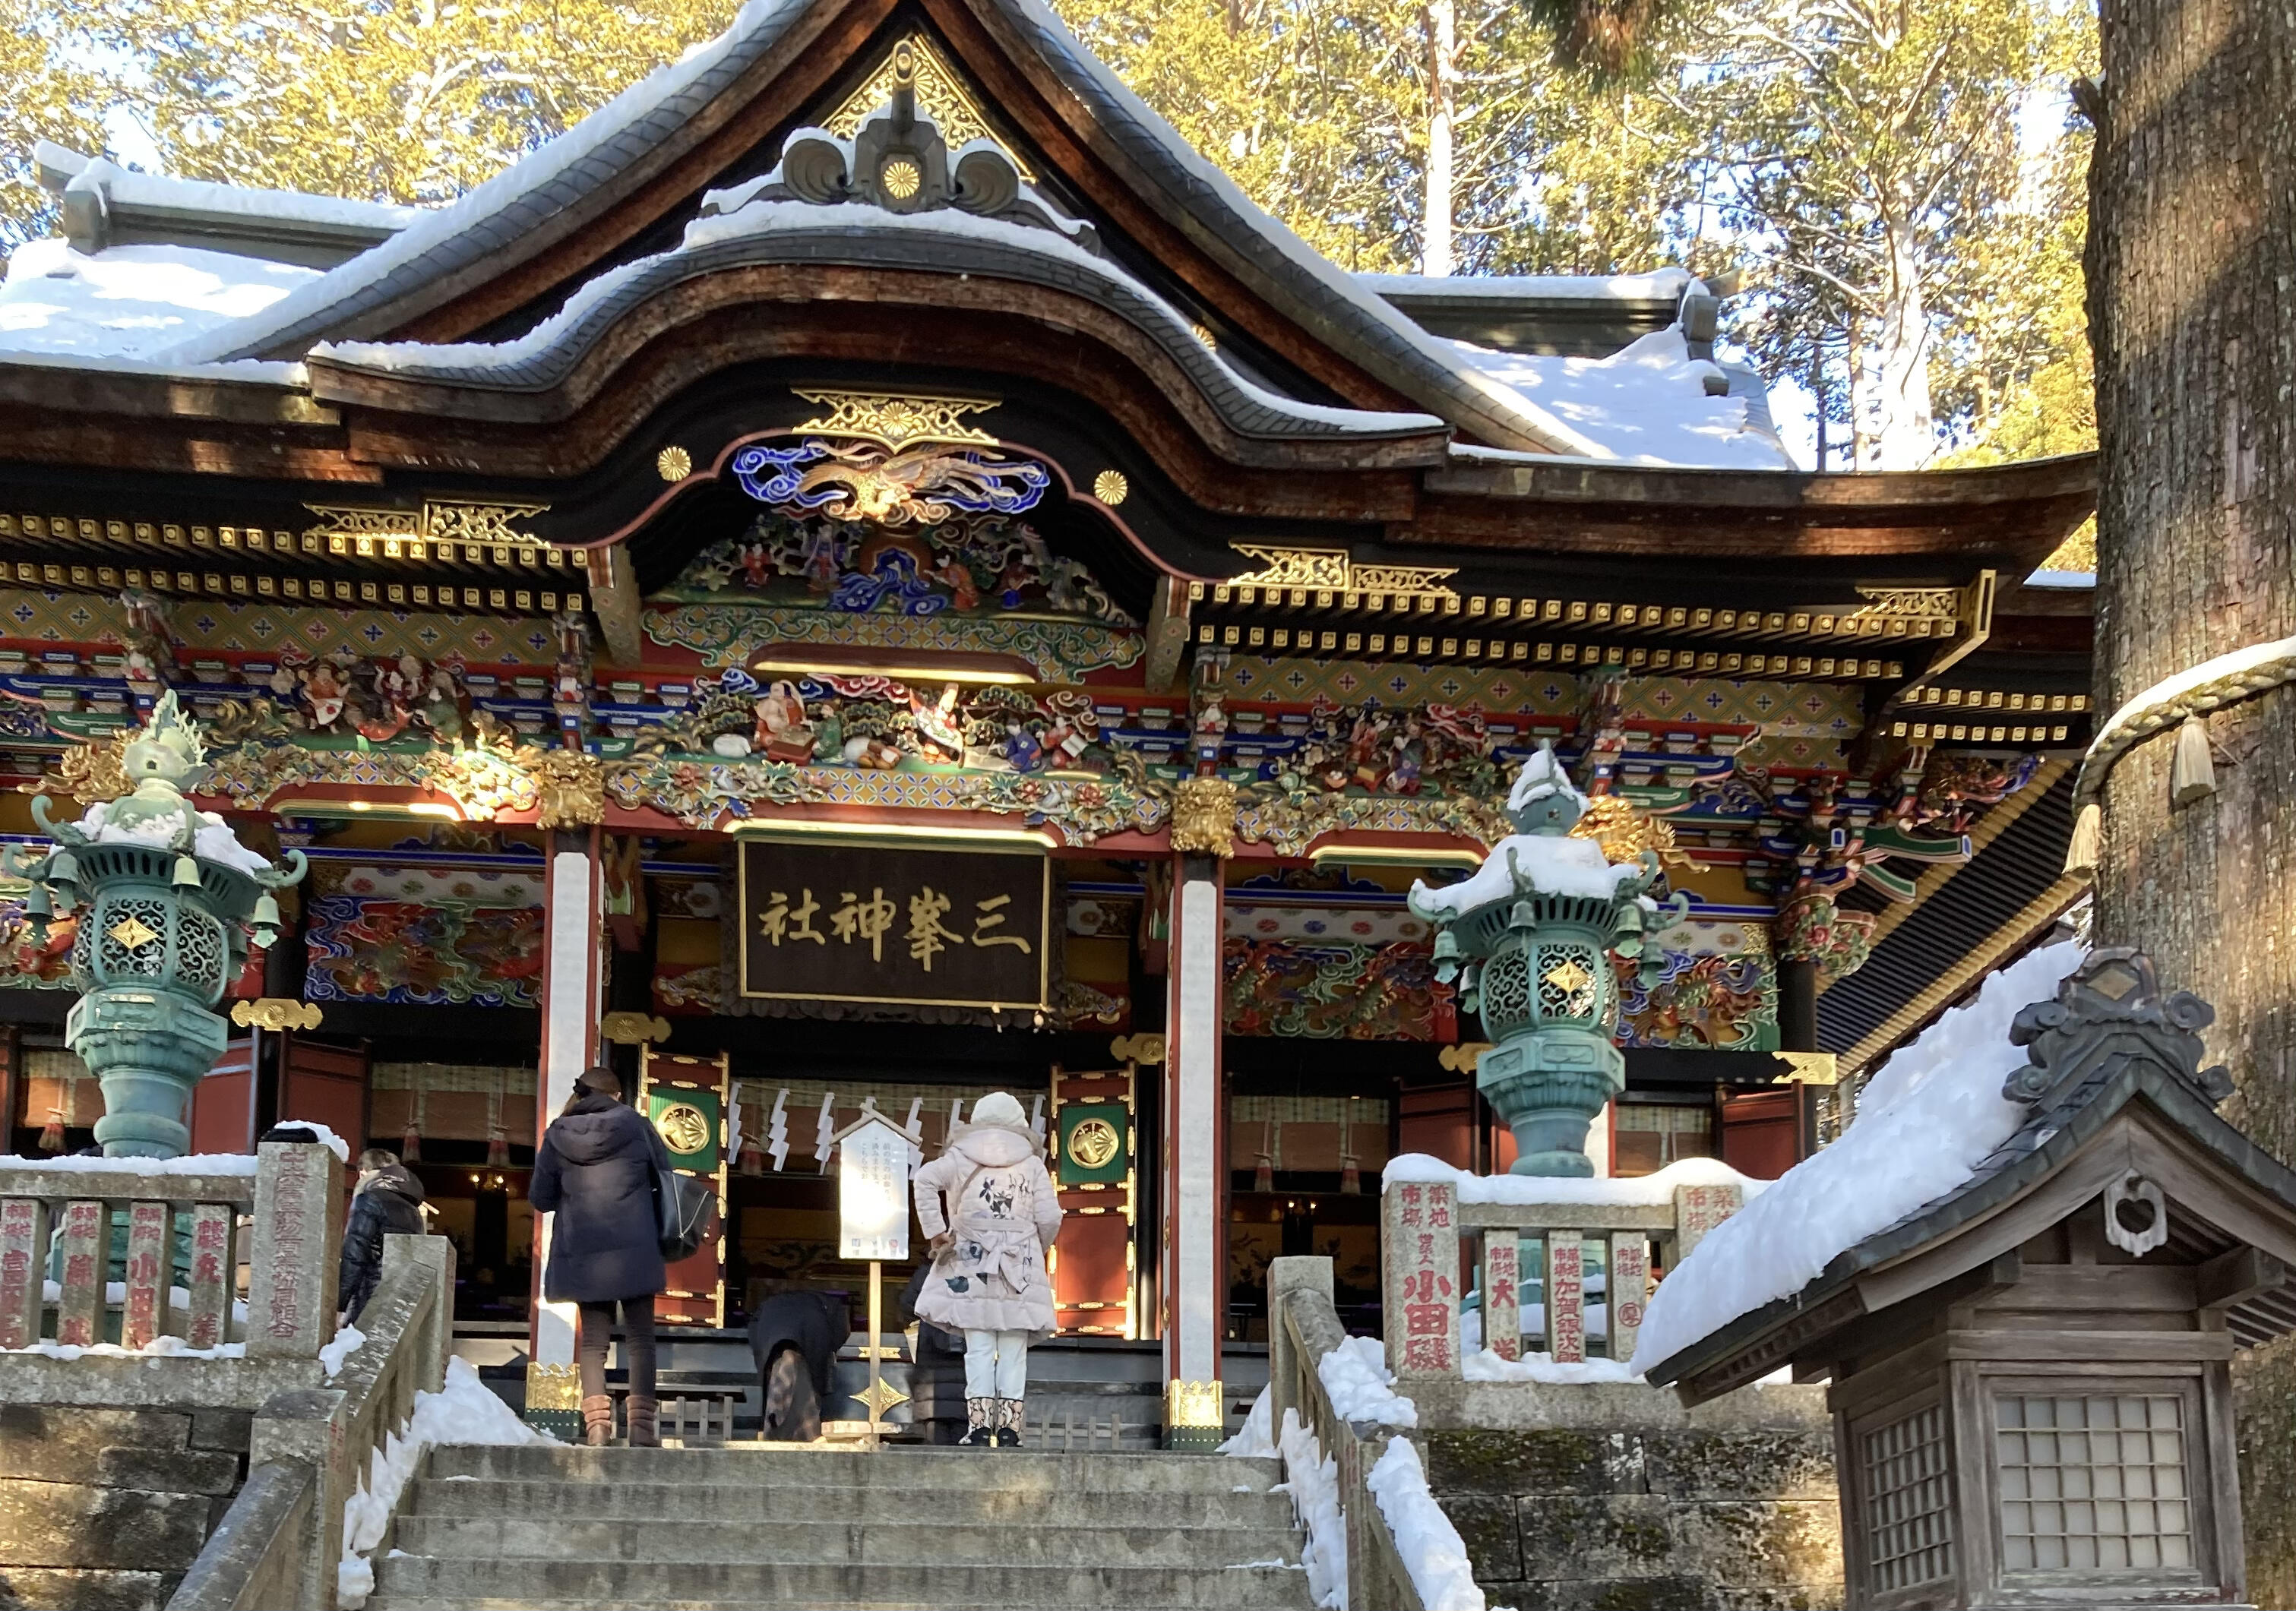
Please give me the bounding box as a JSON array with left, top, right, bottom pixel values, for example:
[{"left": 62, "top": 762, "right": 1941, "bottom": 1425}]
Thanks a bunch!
[
  {"left": 580, "top": 1395, "right": 615, "bottom": 1448},
  {"left": 626, "top": 1395, "right": 659, "bottom": 1448}
]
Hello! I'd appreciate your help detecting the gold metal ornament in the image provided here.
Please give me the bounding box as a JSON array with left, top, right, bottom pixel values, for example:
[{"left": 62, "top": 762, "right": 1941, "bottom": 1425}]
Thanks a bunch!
[
  {"left": 524, "top": 1361, "right": 581, "bottom": 1411},
  {"left": 1165, "top": 1379, "right": 1223, "bottom": 1429},
  {"left": 656, "top": 447, "right": 693, "bottom": 482},
  {"left": 1169, "top": 775, "right": 1238, "bottom": 859},
  {"left": 33, "top": 732, "right": 131, "bottom": 804},
  {"left": 1542, "top": 956, "right": 1593, "bottom": 995},
  {"left": 880, "top": 158, "right": 923, "bottom": 200},
  {"left": 853, "top": 1376, "right": 911, "bottom": 1420},
  {"left": 1567, "top": 794, "right": 1692, "bottom": 869},
  {"left": 106, "top": 914, "right": 160, "bottom": 951},
  {"left": 791, "top": 388, "right": 999, "bottom": 451},
  {"left": 231, "top": 998, "right": 325, "bottom": 1031},
  {"left": 824, "top": 35, "right": 1030, "bottom": 178},
  {"left": 1092, "top": 470, "right": 1130, "bottom": 505},
  {"left": 653, "top": 1102, "right": 711, "bottom": 1155},
  {"left": 600, "top": 1011, "right": 672, "bottom": 1045},
  {"left": 1066, "top": 1117, "right": 1121, "bottom": 1170},
  {"left": 1110, "top": 1033, "right": 1166, "bottom": 1065},
  {"left": 518, "top": 746, "right": 606, "bottom": 830},
  {"left": 1224, "top": 543, "right": 1459, "bottom": 602}
]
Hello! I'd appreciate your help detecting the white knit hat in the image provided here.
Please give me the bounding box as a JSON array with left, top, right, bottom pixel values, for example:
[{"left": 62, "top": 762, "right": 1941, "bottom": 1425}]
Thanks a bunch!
[{"left": 971, "top": 1091, "right": 1026, "bottom": 1129}]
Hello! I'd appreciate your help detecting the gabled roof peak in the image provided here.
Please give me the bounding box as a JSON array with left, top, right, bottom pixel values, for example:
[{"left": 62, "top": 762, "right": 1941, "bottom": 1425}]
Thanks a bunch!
[{"left": 703, "top": 65, "right": 1096, "bottom": 254}]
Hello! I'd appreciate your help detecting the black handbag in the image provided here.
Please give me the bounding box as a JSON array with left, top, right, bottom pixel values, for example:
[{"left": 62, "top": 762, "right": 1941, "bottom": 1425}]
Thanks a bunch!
[{"left": 654, "top": 1161, "right": 718, "bottom": 1262}]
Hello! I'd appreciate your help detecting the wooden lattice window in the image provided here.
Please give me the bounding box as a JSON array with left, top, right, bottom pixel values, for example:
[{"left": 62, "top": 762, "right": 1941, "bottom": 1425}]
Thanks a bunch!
[
  {"left": 1863, "top": 1400, "right": 1956, "bottom": 1591},
  {"left": 1995, "top": 1394, "right": 2194, "bottom": 1573}
]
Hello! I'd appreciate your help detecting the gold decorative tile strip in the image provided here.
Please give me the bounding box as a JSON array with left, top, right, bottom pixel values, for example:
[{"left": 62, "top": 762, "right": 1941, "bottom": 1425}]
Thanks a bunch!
[
  {"left": 790, "top": 388, "right": 1001, "bottom": 450},
  {"left": 822, "top": 34, "right": 1031, "bottom": 178},
  {"left": 1902, "top": 686, "right": 2089, "bottom": 713},
  {"left": 1221, "top": 544, "right": 1459, "bottom": 600},
  {"left": 1190, "top": 576, "right": 1967, "bottom": 640},
  {"left": 0, "top": 507, "right": 579, "bottom": 590},
  {"left": 1849, "top": 586, "right": 1960, "bottom": 621},
  {"left": 1884, "top": 720, "right": 2074, "bottom": 744},
  {"left": 1193, "top": 621, "right": 1901, "bottom": 679},
  {"left": 0, "top": 558, "right": 578, "bottom": 615}
]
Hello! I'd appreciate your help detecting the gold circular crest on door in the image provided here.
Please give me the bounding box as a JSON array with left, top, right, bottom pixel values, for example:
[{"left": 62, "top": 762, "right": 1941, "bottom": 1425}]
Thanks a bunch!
[
  {"left": 1066, "top": 1117, "right": 1121, "bottom": 1170},
  {"left": 653, "top": 1102, "right": 711, "bottom": 1155}
]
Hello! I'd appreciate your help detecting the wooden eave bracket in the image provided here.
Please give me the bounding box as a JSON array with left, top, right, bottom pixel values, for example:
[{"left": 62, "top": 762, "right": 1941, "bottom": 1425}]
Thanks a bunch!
[
  {"left": 592, "top": 542, "right": 646, "bottom": 667},
  {"left": 1143, "top": 575, "right": 1190, "bottom": 693}
]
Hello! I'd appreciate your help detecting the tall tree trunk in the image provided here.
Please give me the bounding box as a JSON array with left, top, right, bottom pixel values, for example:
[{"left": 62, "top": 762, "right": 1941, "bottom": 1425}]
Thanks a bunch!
[
  {"left": 1422, "top": 0, "right": 1456, "bottom": 276},
  {"left": 1862, "top": 216, "right": 1934, "bottom": 469},
  {"left": 2089, "top": 0, "right": 2296, "bottom": 1596}
]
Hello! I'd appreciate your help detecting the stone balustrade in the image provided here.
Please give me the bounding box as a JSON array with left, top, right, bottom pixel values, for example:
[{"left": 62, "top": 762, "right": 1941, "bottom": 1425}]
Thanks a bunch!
[
  {"left": 0, "top": 1140, "right": 341, "bottom": 1373},
  {"left": 1382, "top": 1168, "right": 1747, "bottom": 1376},
  {"left": 0, "top": 1142, "right": 352, "bottom": 1610}
]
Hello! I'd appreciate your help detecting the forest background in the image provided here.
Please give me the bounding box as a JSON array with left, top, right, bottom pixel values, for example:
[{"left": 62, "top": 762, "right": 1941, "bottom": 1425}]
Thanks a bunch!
[{"left": 0, "top": 0, "right": 2097, "bottom": 551}]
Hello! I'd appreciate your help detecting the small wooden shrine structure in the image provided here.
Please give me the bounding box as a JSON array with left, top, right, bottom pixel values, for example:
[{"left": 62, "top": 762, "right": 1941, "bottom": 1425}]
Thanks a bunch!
[{"left": 1645, "top": 951, "right": 2296, "bottom": 1609}]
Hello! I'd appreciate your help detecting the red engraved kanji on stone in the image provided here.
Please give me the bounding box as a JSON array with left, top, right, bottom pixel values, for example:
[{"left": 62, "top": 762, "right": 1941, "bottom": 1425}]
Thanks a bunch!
[
  {"left": 1427, "top": 1195, "right": 1451, "bottom": 1230},
  {"left": 1399, "top": 1183, "right": 1425, "bottom": 1228}
]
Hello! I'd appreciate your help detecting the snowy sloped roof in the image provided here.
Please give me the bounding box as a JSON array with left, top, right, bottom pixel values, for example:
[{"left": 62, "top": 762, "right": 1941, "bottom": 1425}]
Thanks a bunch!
[
  {"left": 1450, "top": 329, "right": 1796, "bottom": 469},
  {"left": 1639, "top": 943, "right": 2296, "bottom": 1393},
  {"left": 0, "top": 237, "right": 323, "bottom": 360},
  {"left": 37, "top": 143, "right": 419, "bottom": 267},
  {"left": 0, "top": 0, "right": 1804, "bottom": 469},
  {"left": 117, "top": 0, "right": 1608, "bottom": 456},
  {"left": 310, "top": 194, "right": 1454, "bottom": 444}
]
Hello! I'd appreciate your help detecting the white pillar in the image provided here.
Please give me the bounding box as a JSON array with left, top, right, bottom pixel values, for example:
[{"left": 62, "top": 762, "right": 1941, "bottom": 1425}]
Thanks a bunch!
[
  {"left": 527, "top": 831, "right": 601, "bottom": 1426},
  {"left": 1162, "top": 858, "right": 1224, "bottom": 1442}
]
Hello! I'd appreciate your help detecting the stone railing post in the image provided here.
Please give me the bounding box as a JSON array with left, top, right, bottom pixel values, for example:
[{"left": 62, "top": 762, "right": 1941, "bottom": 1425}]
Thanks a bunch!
[
  {"left": 1544, "top": 1228, "right": 1586, "bottom": 1363},
  {"left": 247, "top": 1388, "right": 347, "bottom": 1611},
  {"left": 1268, "top": 1254, "right": 1333, "bottom": 1437},
  {"left": 1383, "top": 1177, "right": 1460, "bottom": 1378},
  {"left": 1672, "top": 1180, "right": 1745, "bottom": 1262},
  {"left": 1609, "top": 1232, "right": 1651, "bottom": 1365},
  {"left": 0, "top": 1196, "right": 47, "bottom": 1348},
  {"left": 246, "top": 1142, "right": 343, "bottom": 1361},
  {"left": 1480, "top": 1230, "right": 1521, "bottom": 1361}
]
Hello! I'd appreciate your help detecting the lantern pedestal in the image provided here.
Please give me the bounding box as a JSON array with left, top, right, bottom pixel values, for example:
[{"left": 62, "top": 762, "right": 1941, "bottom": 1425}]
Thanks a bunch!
[
  {"left": 71, "top": 987, "right": 233, "bottom": 1159},
  {"left": 1478, "top": 1028, "right": 1622, "bottom": 1177}
]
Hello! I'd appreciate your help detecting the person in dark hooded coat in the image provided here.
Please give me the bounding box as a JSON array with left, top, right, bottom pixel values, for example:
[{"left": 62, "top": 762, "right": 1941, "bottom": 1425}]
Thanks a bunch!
[
  {"left": 748, "top": 1287, "right": 847, "bottom": 1441},
  {"left": 338, "top": 1149, "right": 427, "bottom": 1324},
  {"left": 530, "top": 1066, "right": 673, "bottom": 1447}
]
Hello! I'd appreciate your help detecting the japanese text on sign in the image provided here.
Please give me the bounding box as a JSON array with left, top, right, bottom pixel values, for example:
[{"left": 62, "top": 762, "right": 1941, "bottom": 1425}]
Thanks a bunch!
[
  {"left": 839, "top": 1120, "right": 913, "bottom": 1262},
  {"left": 738, "top": 840, "right": 1050, "bottom": 1009}
]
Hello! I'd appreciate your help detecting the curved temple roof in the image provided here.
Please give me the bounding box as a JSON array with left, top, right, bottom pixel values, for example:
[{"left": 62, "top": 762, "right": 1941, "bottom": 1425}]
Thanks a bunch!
[{"left": 0, "top": 0, "right": 1791, "bottom": 468}]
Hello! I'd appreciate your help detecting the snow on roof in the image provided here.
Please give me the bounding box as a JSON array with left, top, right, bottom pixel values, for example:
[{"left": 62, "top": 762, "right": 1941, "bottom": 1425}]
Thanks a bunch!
[
  {"left": 1452, "top": 328, "right": 1796, "bottom": 470},
  {"left": 152, "top": 0, "right": 810, "bottom": 367},
  {"left": 312, "top": 197, "right": 1456, "bottom": 441},
  {"left": 137, "top": 0, "right": 1617, "bottom": 453},
  {"left": 0, "top": 237, "right": 322, "bottom": 359},
  {"left": 1358, "top": 270, "right": 1693, "bottom": 304},
  {"left": 1631, "top": 938, "right": 2087, "bottom": 1371},
  {"left": 40, "top": 147, "right": 421, "bottom": 239}
]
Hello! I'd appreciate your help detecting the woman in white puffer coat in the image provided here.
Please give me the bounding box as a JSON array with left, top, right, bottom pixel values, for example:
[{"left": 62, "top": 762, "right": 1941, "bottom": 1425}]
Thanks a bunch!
[{"left": 911, "top": 1091, "right": 1064, "bottom": 1446}]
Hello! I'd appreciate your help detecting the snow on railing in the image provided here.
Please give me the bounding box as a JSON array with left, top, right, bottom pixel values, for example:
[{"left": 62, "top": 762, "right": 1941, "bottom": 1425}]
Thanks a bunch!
[
  {"left": 0, "top": 1142, "right": 346, "bottom": 1363},
  {"left": 0, "top": 1148, "right": 280, "bottom": 1357},
  {"left": 1380, "top": 1155, "right": 1762, "bottom": 1377}
]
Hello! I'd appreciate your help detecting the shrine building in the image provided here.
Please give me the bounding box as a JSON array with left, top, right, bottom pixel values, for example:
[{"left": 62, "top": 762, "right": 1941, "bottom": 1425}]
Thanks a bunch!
[{"left": 0, "top": 0, "right": 2095, "bottom": 1440}]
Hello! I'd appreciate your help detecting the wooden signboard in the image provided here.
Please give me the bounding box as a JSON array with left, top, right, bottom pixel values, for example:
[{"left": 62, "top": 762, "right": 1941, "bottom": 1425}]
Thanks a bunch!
[
  {"left": 639, "top": 1047, "right": 729, "bottom": 1328},
  {"left": 734, "top": 838, "right": 1050, "bottom": 1012},
  {"left": 1049, "top": 1063, "right": 1137, "bottom": 1337}
]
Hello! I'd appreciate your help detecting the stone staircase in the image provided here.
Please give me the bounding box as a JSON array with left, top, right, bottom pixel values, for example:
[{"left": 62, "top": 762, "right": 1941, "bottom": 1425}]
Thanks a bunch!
[{"left": 366, "top": 1444, "right": 1317, "bottom": 1610}]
